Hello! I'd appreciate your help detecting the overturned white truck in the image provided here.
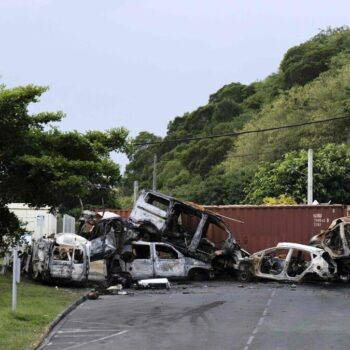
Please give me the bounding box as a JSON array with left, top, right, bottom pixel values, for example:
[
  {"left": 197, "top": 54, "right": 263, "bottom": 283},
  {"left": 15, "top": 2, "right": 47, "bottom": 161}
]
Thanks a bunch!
[{"left": 80, "top": 190, "right": 249, "bottom": 285}]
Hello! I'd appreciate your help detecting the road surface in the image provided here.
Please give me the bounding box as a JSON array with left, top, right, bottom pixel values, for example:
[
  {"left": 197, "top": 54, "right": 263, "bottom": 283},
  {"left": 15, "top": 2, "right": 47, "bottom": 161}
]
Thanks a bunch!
[{"left": 40, "top": 281, "right": 350, "bottom": 350}]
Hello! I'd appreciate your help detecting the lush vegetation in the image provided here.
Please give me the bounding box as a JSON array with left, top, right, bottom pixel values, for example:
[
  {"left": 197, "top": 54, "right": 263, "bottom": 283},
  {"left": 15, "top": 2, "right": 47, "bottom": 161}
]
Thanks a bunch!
[
  {"left": 122, "top": 27, "right": 350, "bottom": 206},
  {"left": 0, "top": 274, "right": 85, "bottom": 350},
  {"left": 0, "top": 84, "right": 129, "bottom": 252}
]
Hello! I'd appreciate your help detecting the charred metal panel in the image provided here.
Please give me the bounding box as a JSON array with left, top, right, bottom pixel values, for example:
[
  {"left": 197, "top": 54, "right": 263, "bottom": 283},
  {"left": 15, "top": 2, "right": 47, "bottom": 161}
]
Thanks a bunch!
[{"left": 188, "top": 214, "right": 208, "bottom": 253}]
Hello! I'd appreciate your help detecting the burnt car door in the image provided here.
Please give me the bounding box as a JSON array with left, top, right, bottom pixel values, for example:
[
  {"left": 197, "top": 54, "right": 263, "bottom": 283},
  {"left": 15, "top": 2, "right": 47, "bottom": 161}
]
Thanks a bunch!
[
  {"left": 257, "top": 247, "right": 292, "bottom": 280},
  {"left": 126, "top": 242, "right": 154, "bottom": 280},
  {"left": 153, "top": 243, "right": 185, "bottom": 278},
  {"left": 89, "top": 218, "right": 124, "bottom": 261},
  {"left": 49, "top": 245, "right": 73, "bottom": 280},
  {"left": 286, "top": 249, "right": 313, "bottom": 280}
]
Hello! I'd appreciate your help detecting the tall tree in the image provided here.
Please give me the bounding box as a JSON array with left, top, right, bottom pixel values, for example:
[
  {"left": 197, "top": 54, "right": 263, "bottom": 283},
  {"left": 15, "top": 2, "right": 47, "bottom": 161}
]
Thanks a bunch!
[{"left": 0, "top": 84, "right": 129, "bottom": 252}]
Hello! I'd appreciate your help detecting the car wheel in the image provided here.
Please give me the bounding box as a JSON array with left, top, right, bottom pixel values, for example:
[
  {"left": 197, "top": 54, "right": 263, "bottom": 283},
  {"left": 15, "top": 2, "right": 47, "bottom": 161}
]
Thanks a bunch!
[
  {"left": 236, "top": 269, "right": 253, "bottom": 282},
  {"left": 189, "top": 269, "right": 207, "bottom": 281}
]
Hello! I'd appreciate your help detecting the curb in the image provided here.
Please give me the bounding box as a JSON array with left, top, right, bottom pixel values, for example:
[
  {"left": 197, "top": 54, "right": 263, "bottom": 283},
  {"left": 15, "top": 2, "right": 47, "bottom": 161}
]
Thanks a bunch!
[{"left": 35, "top": 295, "right": 87, "bottom": 350}]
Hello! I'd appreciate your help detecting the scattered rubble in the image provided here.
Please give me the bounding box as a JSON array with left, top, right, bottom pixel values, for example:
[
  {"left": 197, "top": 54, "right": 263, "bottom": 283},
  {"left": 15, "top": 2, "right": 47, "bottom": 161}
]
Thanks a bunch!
[
  {"left": 87, "top": 291, "right": 99, "bottom": 300},
  {"left": 137, "top": 278, "right": 171, "bottom": 289}
]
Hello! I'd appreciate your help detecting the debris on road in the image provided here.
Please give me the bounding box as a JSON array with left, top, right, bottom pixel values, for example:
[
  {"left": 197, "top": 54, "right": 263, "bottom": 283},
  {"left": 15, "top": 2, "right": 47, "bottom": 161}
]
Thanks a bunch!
[
  {"left": 137, "top": 278, "right": 171, "bottom": 289},
  {"left": 107, "top": 284, "right": 123, "bottom": 294},
  {"left": 87, "top": 290, "right": 99, "bottom": 300}
]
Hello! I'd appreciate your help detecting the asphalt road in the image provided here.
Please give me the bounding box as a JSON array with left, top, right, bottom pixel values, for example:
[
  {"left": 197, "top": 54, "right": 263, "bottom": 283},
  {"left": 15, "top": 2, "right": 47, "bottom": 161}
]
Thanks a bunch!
[{"left": 40, "top": 281, "right": 350, "bottom": 350}]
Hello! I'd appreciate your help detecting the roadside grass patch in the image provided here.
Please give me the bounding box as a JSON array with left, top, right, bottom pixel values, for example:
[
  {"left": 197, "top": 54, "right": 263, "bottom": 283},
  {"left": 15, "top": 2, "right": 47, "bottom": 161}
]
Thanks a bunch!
[{"left": 0, "top": 274, "right": 86, "bottom": 350}]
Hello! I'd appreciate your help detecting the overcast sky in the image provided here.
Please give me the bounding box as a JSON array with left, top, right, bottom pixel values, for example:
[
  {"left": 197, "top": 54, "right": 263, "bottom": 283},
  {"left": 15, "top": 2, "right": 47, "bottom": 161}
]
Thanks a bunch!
[{"left": 0, "top": 0, "right": 348, "bottom": 167}]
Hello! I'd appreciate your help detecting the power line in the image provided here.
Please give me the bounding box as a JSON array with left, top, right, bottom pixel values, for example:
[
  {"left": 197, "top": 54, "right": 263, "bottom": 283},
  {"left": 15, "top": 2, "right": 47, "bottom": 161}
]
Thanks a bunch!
[
  {"left": 153, "top": 145, "right": 310, "bottom": 165},
  {"left": 134, "top": 115, "right": 350, "bottom": 146}
]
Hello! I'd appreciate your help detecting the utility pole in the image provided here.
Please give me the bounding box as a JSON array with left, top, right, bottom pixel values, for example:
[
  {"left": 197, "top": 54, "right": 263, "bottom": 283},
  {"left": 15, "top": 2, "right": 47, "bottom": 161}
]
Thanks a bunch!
[
  {"left": 307, "top": 148, "right": 313, "bottom": 205},
  {"left": 152, "top": 154, "right": 157, "bottom": 191},
  {"left": 133, "top": 180, "right": 139, "bottom": 204}
]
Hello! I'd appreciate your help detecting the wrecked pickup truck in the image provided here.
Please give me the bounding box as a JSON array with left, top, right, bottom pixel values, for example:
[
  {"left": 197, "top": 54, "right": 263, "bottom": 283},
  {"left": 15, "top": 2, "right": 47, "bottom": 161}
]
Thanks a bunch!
[
  {"left": 81, "top": 190, "right": 249, "bottom": 284},
  {"left": 237, "top": 242, "right": 337, "bottom": 283},
  {"left": 31, "top": 233, "right": 90, "bottom": 284},
  {"left": 310, "top": 217, "right": 350, "bottom": 277}
]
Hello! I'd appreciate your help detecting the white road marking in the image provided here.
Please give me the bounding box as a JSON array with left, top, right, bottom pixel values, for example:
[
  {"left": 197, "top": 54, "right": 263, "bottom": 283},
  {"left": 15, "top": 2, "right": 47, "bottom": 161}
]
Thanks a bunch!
[
  {"left": 242, "top": 289, "right": 276, "bottom": 350},
  {"left": 66, "top": 320, "right": 125, "bottom": 327},
  {"left": 55, "top": 335, "right": 104, "bottom": 338},
  {"left": 59, "top": 330, "right": 129, "bottom": 350},
  {"left": 58, "top": 329, "right": 119, "bottom": 333},
  {"left": 247, "top": 336, "right": 254, "bottom": 345}
]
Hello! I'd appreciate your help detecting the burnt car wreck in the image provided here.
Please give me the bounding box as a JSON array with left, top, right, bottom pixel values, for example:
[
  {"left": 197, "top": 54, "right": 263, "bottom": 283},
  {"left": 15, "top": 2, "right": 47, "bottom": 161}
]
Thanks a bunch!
[
  {"left": 310, "top": 217, "right": 350, "bottom": 277},
  {"left": 30, "top": 191, "right": 345, "bottom": 286},
  {"left": 80, "top": 190, "right": 249, "bottom": 284},
  {"left": 32, "top": 233, "right": 90, "bottom": 284},
  {"left": 237, "top": 242, "right": 337, "bottom": 283}
]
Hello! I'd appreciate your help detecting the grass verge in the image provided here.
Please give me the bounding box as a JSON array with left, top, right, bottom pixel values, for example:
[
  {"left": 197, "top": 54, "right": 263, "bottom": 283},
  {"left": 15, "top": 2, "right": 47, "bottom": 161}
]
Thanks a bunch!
[{"left": 0, "top": 274, "right": 86, "bottom": 350}]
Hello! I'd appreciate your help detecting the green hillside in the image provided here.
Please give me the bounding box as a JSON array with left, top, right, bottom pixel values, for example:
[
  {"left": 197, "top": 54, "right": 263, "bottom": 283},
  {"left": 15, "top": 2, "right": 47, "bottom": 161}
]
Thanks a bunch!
[{"left": 122, "top": 27, "right": 350, "bottom": 205}]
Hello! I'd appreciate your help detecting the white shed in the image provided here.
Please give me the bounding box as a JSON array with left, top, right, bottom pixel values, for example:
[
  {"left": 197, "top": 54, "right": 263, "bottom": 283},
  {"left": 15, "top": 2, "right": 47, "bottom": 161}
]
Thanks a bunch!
[{"left": 7, "top": 203, "right": 57, "bottom": 240}]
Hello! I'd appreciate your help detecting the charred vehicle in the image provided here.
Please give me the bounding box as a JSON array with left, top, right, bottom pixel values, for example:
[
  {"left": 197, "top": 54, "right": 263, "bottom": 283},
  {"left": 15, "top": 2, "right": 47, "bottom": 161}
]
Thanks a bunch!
[
  {"left": 32, "top": 233, "right": 90, "bottom": 284},
  {"left": 310, "top": 217, "right": 350, "bottom": 277},
  {"left": 129, "top": 190, "right": 248, "bottom": 275},
  {"left": 237, "top": 242, "right": 337, "bottom": 283},
  {"left": 116, "top": 241, "right": 213, "bottom": 281},
  {"left": 79, "top": 190, "right": 249, "bottom": 284}
]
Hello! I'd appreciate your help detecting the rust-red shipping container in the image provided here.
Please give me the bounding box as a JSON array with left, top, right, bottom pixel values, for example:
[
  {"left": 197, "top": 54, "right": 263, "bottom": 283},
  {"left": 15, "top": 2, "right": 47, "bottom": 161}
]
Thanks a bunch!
[
  {"left": 204, "top": 205, "right": 347, "bottom": 253},
  {"left": 111, "top": 205, "right": 347, "bottom": 253}
]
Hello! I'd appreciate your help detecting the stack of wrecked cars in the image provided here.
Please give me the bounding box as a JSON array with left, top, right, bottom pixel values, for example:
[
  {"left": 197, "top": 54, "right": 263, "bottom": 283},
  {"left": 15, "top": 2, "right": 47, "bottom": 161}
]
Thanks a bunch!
[
  {"left": 79, "top": 190, "right": 249, "bottom": 285},
  {"left": 30, "top": 190, "right": 346, "bottom": 285}
]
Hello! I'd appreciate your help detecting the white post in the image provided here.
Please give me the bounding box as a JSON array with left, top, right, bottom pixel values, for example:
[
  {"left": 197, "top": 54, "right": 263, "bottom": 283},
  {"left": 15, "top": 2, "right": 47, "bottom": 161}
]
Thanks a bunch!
[
  {"left": 307, "top": 149, "right": 313, "bottom": 205},
  {"left": 12, "top": 248, "right": 18, "bottom": 312},
  {"left": 133, "top": 181, "right": 139, "bottom": 204},
  {"left": 152, "top": 154, "right": 157, "bottom": 192}
]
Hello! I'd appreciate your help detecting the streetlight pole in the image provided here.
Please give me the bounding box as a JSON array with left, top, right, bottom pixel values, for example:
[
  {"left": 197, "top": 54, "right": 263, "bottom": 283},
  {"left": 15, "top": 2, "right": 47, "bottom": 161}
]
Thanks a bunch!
[
  {"left": 133, "top": 180, "right": 139, "bottom": 204},
  {"left": 152, "top": 154, "right": 157, "bottom": 192}
]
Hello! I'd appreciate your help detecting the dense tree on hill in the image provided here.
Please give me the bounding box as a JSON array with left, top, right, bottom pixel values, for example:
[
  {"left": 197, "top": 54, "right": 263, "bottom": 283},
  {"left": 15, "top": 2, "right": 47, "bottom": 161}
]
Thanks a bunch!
[
  {"left": 280, "top": 27, "right": 350, "bottom": 88},
  {"left": 122, "top": 27, "right": 350, "bottom": 205},
  {"left": 123, "top": 131, "right": 162, "bottom": 194},
  {"left": 0, "top": 84, "right": 128, "bottom": 253},
  {"left": 245, "top": 144, "right": 350, "bottom": 204}
]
